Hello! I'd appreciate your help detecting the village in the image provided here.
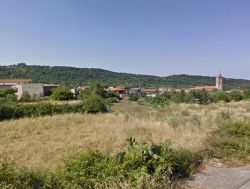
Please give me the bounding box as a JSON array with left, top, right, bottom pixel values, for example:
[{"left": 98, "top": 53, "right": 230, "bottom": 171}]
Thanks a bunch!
[{"left": 0, "top": 72, "right": 223, "bottom": 100}]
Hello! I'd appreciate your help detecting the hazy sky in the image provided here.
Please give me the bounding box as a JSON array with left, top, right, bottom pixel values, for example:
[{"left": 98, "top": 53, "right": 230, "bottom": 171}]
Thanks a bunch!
[{"left": 0, "top": 0, "right": 250, "bottom": 79}]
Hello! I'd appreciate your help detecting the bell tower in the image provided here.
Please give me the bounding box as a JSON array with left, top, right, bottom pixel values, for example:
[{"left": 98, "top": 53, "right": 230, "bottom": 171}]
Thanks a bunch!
[{"left": 216, "top": 72, "right": 223, "bottom": 90}]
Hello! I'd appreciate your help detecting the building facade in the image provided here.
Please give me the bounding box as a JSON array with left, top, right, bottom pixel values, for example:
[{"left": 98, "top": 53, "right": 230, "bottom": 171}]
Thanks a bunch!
[{"left": 16, "top": 83, "right": 59, "bottom": 99}]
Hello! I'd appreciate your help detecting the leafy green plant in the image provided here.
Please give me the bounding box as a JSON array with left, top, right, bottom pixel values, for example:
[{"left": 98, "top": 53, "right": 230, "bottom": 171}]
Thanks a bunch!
[{"left": 51, "top": 87, "right": 74, "bottom": 101}]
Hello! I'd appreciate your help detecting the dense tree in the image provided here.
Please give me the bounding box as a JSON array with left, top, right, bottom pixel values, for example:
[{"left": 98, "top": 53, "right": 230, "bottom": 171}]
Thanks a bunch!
[{"left": 0, "top": 64, "right": 250, "bottom": 90}]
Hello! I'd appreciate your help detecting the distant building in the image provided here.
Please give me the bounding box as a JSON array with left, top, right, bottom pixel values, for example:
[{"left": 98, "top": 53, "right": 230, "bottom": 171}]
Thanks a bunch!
[
  {"left": 159, "top": 87, "right": 173, "bottom": 93},
  {"left": 142, "top": 88, "right": 159, "bottom": 95},
  {"left": 130, "top": 87, "right": 142, "bottom": 94},
  {"left": 0, "top": 79, "right": 32, "bottom": 89},
  {"left": 188, "top": 72, "right": 223, "bottom": 91},
  {"left": 16, "top": 83, "right": 59, "bottom": 99},
  {"left": 108, "top": 86, "right": 130, "bottom": 94},
  {"left": 216, "top": 72, "right": 223, "bottom": 90}
]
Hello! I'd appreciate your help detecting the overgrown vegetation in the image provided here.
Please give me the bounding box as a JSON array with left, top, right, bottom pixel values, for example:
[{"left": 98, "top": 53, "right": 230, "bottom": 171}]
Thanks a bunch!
[
  {"left": 0, "top": 88, "right": 17, "bottom": 103},
  {"left": 145, "top": 90, "right": 245, "bottom": 107},
  {"left": 0, "top": 99, "right": 108, "bottom": 121},
  {"left": 0, "top": 139, "right": 203, "bottom": 189},
  {"left": 51, "top": 87, "right": 74, "bottom": 101},
  {"left": 128, "top": 93, "right": 139, "bottom": 101},
  {"left": 207, "top": 121, "right": 250, "bottom": 160}
]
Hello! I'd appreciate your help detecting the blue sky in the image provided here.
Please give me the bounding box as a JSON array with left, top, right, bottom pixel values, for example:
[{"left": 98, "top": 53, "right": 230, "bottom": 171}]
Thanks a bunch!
[{"left": 0, "top": 0, "right": 250, "bottom": 79}]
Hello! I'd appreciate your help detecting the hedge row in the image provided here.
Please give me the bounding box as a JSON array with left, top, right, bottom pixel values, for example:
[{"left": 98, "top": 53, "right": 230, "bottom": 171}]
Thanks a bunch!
[{"left": 0, "top": 97, "right": 108, "bottom": 121}]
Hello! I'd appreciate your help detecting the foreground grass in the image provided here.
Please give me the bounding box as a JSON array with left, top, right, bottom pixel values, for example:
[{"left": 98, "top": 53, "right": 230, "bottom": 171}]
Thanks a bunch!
[{"left": 0, "top": 101, "right": 250, "bottom": 170}]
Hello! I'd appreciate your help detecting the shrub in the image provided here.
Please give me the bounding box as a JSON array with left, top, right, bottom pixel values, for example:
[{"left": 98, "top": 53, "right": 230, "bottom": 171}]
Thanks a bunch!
[
  {"left": 128, "top": 93, "right": 139, "bottom": 101},
  {"left": 20, "top": 91, "right": 31, "bottom": 102},
  {"left": 6, "top": 94, "right": 17, "bottom": 102},
  {"left": 51, "top": 87, "right": 74, "bottom": 101},
  {"left": 211, "top": 91, "right": 231, "bottom": 102},
  {"left": 0, "top": 140, "right": 203, "bottom": 188},
  {"left": 0, "top": 99, "right": 108, "bottom": 121},
  {"left": 170, "top": 91, "right": 186, "bottom": 103},
  {"left": 58, "top": 139, "right": 203, "bottom": 188},
  {"left": 0, "top": 162, "right": 61, "bottom": 189},
  {"left": 80, "top": 83, "right": 108, "bottom": 100},
  {"left": 244, "top": 90, "right": 250, "bottom": 100},
  {"left": 189, "top": 90, "right": 211, "bottom": 104},
  {"left": 207, "top": 121, "right": 250, "bottom": 159},
  {"left": 0, "top": 88, "right": 16, "bottom": 96},
  {"left": 145, "top": 95, "right": 170, "bottom": 107},
  {"left": 229, "top": 90, "right": 243, "bottom": 102},
  {"left": 81, "top": 96, "right": 108, "bottom": 113}
]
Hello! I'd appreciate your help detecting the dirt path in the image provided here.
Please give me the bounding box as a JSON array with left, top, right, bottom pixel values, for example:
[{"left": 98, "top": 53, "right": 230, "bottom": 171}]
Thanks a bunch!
[{"left": 186, "top": 161, "right": 250, "bottom": 189}]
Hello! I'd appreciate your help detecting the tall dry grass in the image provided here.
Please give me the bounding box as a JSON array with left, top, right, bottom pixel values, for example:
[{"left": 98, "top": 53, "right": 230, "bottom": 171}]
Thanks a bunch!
[{"left": 0, "top": 101, "right": 249, "bottom": 170}]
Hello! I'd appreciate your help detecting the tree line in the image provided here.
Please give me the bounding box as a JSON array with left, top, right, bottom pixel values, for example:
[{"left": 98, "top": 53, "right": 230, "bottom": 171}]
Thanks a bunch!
[{"left": 1, "top": 63, "right": 250, "bottom": 90}]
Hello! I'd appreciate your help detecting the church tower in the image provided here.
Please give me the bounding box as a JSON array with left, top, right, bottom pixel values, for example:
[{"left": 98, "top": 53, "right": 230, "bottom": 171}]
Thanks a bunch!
[{"left": 216, "top": 72, "right": 223, "bottom": 90}]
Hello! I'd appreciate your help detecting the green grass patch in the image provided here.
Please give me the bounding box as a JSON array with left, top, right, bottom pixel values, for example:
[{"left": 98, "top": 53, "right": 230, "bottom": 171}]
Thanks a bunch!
[{"left": 208, "top": 121, "right": 250, "bottom": 160}]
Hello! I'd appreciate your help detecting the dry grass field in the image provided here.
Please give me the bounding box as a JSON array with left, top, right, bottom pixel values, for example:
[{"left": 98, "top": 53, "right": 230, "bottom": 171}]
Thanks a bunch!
[{"left": 0, "top": 101, "right": 250, "bottom": 170}]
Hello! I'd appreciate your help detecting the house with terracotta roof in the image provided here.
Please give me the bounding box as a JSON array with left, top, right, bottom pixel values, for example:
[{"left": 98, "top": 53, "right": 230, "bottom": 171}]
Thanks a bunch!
[
  {"left": 0, "top": 79, "right": 32, "bottom": 89},
  {"left": 142, "top": 88, "right": 159, "bottom": 95},
  {"left": 108, "top": 86, "right": 130, "bottom": 94}
]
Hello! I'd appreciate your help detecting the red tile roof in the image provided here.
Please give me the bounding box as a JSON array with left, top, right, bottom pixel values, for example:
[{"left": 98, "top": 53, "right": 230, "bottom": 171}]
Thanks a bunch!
[
  {"left": 0, "top": 79, "right": 32, "bottom": 84},
  {"left": 109, "top": 86, "right": 128, "bottom": 91},
  {"left": 142, "top": 88, "right": 159, "bottom": 92}
]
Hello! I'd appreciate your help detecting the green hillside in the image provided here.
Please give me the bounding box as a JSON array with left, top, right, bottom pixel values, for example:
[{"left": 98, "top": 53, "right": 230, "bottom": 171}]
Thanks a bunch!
[{"left": 0, "top": 63, "right": 250, "bottom": 90}]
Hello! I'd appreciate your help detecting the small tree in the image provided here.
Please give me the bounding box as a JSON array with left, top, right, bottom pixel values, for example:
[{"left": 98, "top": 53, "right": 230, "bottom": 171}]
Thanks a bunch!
[
  {"left": 128, "top": 93, "right": 139, "bottom": 101},
  {"left": 51, "top": 87, "right": 74, "bottom": 101}
]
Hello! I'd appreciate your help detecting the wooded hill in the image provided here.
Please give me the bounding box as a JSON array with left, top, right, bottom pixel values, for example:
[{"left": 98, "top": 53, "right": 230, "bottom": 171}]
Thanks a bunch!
[{"left": 0, "top": 63, "right": 250, "bottom": 90}]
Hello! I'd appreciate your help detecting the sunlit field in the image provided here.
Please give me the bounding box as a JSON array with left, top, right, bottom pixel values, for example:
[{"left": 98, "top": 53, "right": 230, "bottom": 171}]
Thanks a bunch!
[{"left": 0, "top": 101, "right": 250, "bottom": 170}]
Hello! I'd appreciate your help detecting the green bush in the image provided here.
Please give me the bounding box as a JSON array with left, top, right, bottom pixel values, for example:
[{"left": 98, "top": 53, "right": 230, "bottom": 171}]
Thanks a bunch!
[
  {"left": 189, "top": 90, "right": 211, "bottom": 104},
  {"left": 80, "top": 83, "right": 119, "bottom": 101},
  {"left": 6, "top": 94, "right": 17, "bottom": 102},
  {"left": 51, "top": 87, "right": 74, "bottom": 101},
  {"left": 211, "top": 91, "right": 231, "bottom": 103},
  {"left": 0, "top": 140, "right": 203, "bottom": 188},
  {"left": 0, "top": 161, "right": 61, "bottom": 189},
  {"left": 0, "top": 99, "right": 108, "bottom": 121},
  {"left": 244, "top": 90, "right": 250, "bottom": 100},
  {"left": 58, "top": 139, "right": 203, "bottom": 188},
  {"left": 145, "top": 95, "right": 170, "bottom": 107},
  {"left": 0, "top": 88, "right": 16, "bottom": 96},
  {"left": 81, "top": 96, "right": 108, "bottom": 113},
  {"left": 128, "top": 93, "right": 139, "bottom": 101},
  {"left": 229, "top": 90, "right": 243, "bottom": 102}
]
